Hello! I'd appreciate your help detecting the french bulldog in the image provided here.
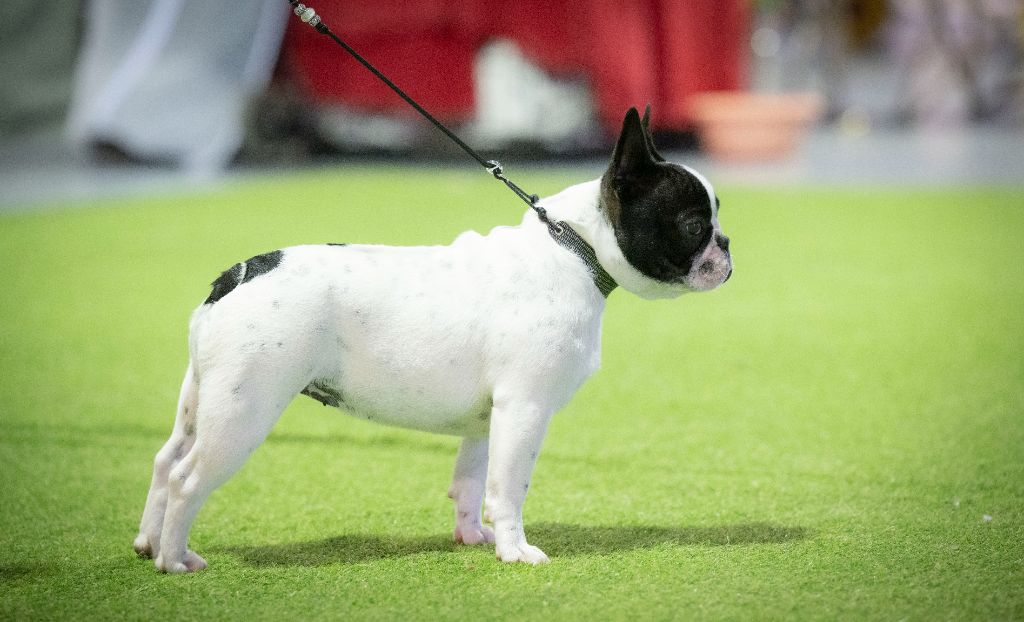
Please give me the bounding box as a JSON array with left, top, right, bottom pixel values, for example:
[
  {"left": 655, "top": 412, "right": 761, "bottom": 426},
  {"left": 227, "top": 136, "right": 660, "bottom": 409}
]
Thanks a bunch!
[{"left": 133, "top": 106, "right": 732, "bottom": 572}]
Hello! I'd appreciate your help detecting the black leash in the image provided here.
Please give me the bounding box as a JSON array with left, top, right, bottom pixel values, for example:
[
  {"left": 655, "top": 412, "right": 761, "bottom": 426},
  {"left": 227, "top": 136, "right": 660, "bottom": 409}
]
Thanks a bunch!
[{"left": 285, "top": 1, "right": 616, "bottom": 297}]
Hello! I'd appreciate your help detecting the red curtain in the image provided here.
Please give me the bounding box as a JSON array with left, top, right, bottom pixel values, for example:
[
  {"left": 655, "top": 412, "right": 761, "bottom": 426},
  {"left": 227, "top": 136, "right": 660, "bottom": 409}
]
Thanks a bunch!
[{"left": 283, "top": 0, "right": 749, "bottom": 133}]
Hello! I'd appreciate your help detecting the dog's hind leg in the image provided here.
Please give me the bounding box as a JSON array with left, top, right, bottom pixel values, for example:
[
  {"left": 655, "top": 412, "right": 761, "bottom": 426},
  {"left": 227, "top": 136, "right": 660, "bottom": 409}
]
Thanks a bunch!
[
  {"left": 134, "top": 362, "right": 199, "bottom": 560},
  {"left": 448, "top": 436, "right": 494, "bottom": 545},
  {"left": 153, "top": 371, "right": 295, "bottom": 573}
]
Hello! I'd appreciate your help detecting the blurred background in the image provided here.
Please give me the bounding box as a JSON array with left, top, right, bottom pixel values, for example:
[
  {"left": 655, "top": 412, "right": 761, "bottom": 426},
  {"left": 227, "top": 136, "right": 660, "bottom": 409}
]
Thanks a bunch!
[{"left": 1, "top": 0, "right": 1022, "bottom": 208}]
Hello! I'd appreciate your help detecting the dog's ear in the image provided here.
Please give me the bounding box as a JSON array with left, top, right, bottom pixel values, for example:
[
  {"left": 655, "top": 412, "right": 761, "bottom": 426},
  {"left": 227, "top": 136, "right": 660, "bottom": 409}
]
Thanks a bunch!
[
  {"left": 641, "top": 104, "right": 652, "bottom": 129},
  {"left": 608, "top": 107, "right": 657, "bottom": 188},
  {"left": 640, "top": 104, "right": 666, "bottom": 163}
]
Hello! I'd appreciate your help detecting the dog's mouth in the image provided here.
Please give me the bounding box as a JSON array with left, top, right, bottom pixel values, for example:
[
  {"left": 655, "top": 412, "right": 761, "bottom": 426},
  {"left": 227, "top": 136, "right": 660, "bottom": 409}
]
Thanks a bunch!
[
  {"left": 683, "top": 252, "right": 732, "bottom": 291},
  {"left": 653, "top": 252, "right": 730, "bottom": 291},
  {"left": 648, "top": 255, "right": 697, "bottom": 288}
]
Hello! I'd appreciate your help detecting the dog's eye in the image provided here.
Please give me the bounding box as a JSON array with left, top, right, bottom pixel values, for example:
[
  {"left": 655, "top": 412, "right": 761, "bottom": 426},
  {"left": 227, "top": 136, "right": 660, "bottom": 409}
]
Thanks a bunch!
[{"left": 685, "top": 221, "right": 703, "bottom": 236}]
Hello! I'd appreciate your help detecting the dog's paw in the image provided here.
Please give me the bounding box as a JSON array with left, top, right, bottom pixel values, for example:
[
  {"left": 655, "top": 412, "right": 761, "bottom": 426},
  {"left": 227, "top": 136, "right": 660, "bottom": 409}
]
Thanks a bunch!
[
  {"left": 454, "top": 524, "right": 495, "bottom": 545},
  {"left": 182, "top": 550, "right": 208, "bottom": 572},
  {"left": 155, "top": 549, "right": 208, "bottom": 573},
  {"left": 133, "top": 534, "right": 153, "bottom": 558},
  {"left": 496, "top": 541, "right": 550, "bottom": 565}
]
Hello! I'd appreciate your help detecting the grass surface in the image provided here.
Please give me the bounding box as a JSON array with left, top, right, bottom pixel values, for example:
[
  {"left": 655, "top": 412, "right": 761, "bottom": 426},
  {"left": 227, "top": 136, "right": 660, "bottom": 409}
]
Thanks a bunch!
[{"left": 1, "top": 168, "right": 1022, "bottom": 620}]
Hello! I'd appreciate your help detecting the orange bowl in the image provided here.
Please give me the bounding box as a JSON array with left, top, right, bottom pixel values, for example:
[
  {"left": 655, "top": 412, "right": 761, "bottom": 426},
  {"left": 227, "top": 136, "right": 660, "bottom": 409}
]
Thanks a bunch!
[{"left": 689, "top": 91, "right": 823, "bottom": 161}]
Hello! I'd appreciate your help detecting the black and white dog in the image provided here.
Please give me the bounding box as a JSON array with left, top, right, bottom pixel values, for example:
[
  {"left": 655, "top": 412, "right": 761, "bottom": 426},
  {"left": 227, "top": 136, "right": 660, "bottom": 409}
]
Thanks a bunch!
[{"left": 134, "top": 107, "right": 732, "bottom": 572}]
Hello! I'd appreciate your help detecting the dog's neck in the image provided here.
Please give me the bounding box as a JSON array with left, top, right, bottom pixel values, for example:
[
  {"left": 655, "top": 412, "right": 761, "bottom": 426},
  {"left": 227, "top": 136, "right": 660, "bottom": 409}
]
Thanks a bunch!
[
  {"left": 532, "top": 179, "right": 633, "bottom": 298},
  {"left": 545, "top": 219, "right": 618, "bottom": 298},
  {"left": 534, "top": 179, "right": 691, "bottom": 301}
]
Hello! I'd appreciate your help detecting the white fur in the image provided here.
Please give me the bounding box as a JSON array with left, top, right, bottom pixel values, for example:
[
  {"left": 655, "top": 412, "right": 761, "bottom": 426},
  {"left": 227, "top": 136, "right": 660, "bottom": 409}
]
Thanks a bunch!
[
  {"left": 681, "top": 164, "right": 716, "bottom": 213},
  {"left": 134, "top": 177, "right": 728, "bottom": 571}
]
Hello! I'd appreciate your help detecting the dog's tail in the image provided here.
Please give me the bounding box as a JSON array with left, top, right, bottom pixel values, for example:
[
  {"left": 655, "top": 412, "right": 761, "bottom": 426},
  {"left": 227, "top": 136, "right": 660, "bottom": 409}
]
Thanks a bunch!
[
  {"left": 175, "top": 360, "right": 200, "bottom": 430},
  {"left": 185, "top": 298, "right": 215, "bottom": 378}
]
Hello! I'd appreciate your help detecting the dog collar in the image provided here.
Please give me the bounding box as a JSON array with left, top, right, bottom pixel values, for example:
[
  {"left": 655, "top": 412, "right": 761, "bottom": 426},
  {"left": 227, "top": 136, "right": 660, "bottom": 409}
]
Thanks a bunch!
[{"left": 547, "top": 221, "right": 617, "bottom": 298}]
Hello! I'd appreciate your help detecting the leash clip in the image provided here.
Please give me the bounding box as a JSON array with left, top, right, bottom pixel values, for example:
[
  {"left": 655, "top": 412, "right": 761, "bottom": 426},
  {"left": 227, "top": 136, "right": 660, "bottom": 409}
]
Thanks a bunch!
[
  {"left": 486, "top": 160, "right": 504, "bottom": 178},
  {"left": 535, "top": 205, "right": 551, "bottom": 224}
]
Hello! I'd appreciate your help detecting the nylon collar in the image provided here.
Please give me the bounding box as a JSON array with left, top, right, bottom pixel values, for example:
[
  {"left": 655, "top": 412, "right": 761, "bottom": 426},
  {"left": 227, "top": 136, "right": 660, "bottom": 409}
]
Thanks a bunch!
[{"left": 546, "top": 221, "right": 617, "bottom": 298}]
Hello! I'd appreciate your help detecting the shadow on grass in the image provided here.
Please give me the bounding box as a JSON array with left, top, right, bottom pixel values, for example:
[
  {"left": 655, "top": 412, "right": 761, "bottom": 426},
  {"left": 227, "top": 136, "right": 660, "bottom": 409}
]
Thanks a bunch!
[
  {"left": 0, "top": 420, "right": 456, "bottom": 455},
  {"left": 217, "top": 522, "right": 809, "bottom": 567},
  {"left": 0, "top": 563, "right": 53, "bottom": 583}
]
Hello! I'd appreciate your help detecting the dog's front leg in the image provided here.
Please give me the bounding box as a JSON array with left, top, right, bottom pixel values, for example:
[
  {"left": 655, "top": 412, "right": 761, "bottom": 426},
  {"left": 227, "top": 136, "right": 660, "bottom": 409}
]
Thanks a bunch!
[
  {"left": 448, "top": 437, "right": 494, "bottom": 545},
  {"left": 485, "top": 399, "right": 553, "bottom": 564}
]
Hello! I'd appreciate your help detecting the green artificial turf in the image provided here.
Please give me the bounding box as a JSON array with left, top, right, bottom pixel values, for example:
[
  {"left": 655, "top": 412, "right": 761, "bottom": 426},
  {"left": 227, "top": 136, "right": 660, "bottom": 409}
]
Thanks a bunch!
[{"left": 1, "top": 168, "right": 1022, "bottom": 620}]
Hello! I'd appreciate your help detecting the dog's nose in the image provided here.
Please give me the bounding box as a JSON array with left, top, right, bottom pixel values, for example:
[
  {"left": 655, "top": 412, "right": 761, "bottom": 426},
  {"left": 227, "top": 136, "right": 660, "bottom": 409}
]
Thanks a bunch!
[{"left": 716, "top": 234, "right": 730, "bottom": 253}]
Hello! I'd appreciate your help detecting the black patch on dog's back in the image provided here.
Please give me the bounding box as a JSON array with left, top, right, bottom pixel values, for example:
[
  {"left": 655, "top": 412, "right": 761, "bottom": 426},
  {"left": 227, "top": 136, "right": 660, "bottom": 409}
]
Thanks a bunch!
[
  {"left": 204, "top": 250, "right": 283, "bottom": 305},
  {"left": 206, "top": 263, "right": 244, "bottom": 305},
  {"left": 243, "top": 250, "right": 283, "bottom": 281}
]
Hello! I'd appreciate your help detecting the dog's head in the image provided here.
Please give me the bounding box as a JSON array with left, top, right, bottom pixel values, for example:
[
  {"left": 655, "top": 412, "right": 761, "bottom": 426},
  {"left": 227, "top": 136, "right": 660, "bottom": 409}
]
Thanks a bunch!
[{"left": 598, "top": 106, "right": 731, "bottom": 299}]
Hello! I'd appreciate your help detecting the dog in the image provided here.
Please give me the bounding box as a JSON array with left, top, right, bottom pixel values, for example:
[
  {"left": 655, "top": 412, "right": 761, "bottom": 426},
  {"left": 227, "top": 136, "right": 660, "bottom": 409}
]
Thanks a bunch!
[{"left": 133, "top": 106, "right": 732, "bottom": 572}]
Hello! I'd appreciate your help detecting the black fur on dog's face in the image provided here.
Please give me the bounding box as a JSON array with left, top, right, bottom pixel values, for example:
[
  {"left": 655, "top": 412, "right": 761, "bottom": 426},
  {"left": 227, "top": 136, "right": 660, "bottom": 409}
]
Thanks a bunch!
[{"left": 600, "top": 107, "right": 731, "bottom": 292}]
